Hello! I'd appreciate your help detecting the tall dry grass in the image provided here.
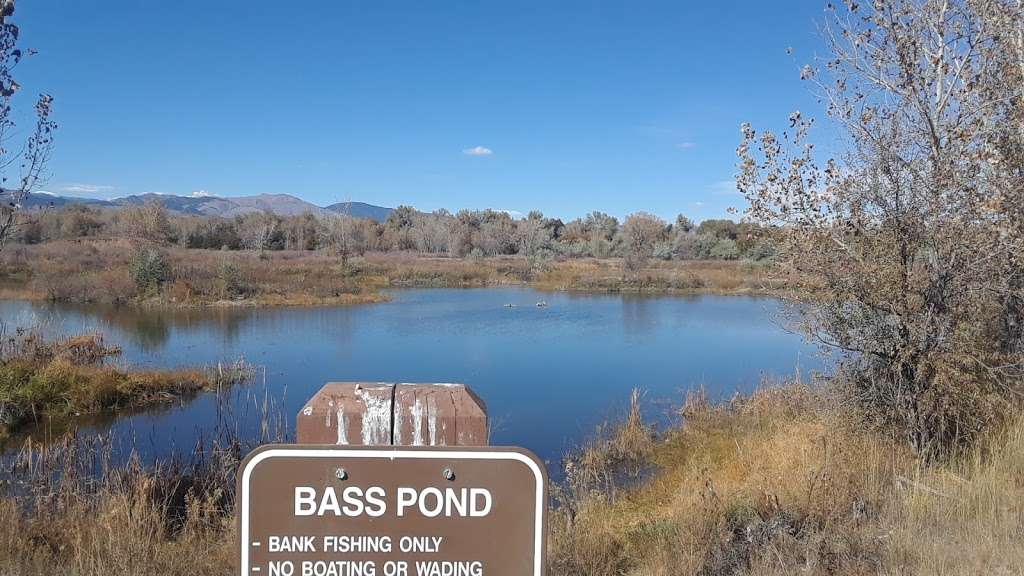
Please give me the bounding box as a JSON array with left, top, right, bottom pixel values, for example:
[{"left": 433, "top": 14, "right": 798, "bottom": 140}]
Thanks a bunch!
[
  {"left": 0, "top": 376, "right": 1019, "bottom": 575},
  {"left": 0, "top": 432, "right": 240, "bottom": 575},
  {"left": 0, "top": 380, "right": 288, "bottom": 576},
  {"left": 550, "top": 381, "right": 1024, "bottom": 576}
]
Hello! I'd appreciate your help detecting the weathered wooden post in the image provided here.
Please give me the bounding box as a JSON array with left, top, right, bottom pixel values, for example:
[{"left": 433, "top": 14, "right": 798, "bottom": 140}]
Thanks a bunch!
[
  {"left": 238, "top": 381, "right": 546, "bottom": 576},
  {"left": 294, "top": 382, "right": 489, "bottom": 447}
]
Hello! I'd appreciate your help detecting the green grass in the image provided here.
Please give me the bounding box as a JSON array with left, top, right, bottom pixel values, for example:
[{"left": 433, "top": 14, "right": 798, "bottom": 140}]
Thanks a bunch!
[{"left": 0, "top": 331, "right": 252, "bottom": 438}]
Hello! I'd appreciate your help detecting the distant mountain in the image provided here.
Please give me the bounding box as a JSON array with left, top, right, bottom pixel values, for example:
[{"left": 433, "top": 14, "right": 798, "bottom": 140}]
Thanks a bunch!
[
  {"left": 325, "top": 201, "right": 393, "bottom": 222},
  {"left": 116, "top": 192, "right": 331, "bottom": 218},
  {"left": 21, "top": 192, "right": 113, "bottom": 210},
  {"left": 20, "top": 192, "right": 393, "bottom": 221}
]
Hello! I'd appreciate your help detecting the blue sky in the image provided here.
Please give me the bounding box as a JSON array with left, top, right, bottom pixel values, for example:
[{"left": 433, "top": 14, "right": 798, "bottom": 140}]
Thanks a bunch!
[{"left": 18, "top": 1, "right": 827, "bottom": 221}]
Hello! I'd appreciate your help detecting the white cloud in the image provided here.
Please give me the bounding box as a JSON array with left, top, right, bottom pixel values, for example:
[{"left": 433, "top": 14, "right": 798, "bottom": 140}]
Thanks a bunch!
[
  {"left": 693, "top": 201, "right": 707, "bottom": 208},
  {"left": 462, "top": 146, "right": 494, "bottom": 157},
  {"left": 710, "top": 179, "right": 740, "bottom": 196},
  {"left": 190, "top": 189, "right": 214, "bottom": 198},
  {"left": 676, "top": 142, "right": 697, "bottom": 150},
  {"left": 59, "top": 183, "right": 114, "bottom": 194},
  {"left": 494, "top": 208, "right": 523, "bottom": 218}
]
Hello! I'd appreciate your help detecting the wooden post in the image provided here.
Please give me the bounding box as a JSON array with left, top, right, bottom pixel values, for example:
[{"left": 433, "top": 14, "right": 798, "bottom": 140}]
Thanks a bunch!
[{"left": 296, "top": 382, "right": 488, "bottom": 446}]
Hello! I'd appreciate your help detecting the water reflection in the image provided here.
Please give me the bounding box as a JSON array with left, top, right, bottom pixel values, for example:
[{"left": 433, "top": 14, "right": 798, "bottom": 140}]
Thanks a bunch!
[{"left": 0, "top": 288, "right": 825, "bottom": 466}]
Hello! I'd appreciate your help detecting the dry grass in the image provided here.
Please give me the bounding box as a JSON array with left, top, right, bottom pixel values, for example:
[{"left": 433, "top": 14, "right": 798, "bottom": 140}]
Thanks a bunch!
[
  {"left": 0, "top": 433, "right": 240, "bottom": 576},
  {"left": 0, "top": 238, "right": 795, "bottom": 307},
  {"left": 0, "top": 327, "right": 253, "bottom": 439},
  {"left": 551, "top": 382, "right": 1024, "bottom": 576},
  {"left": 0, "top": 378, "right": 286, "bottom": 576},
  {"left": 533, "top": 258, "right": 792, "bottom": 295},
  {"left": 0, "top": 377, "right": 1019, "bottom": 575}
]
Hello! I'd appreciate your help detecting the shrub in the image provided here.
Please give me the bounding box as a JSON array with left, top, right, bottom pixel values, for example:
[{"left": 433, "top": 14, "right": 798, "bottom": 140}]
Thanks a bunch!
[
  {"left": 129, "top": 247, "right": 171, "bottom": 296},
  {"left": 745, "top": 239, "right": 776, "bottom": 262},
  {"left": 737, "top": 1, "right": 1024, "bottom": 458},
  {"left": 652, "top": 240, "right": 674, "bottom": 261},
  {"left": 709, "top": 238, "right": 739, "bottom": 260},
  {"left": 674, "top": 233, "right": 717, "bottom": 260},
  {"left": 217, "top": 259, "right": 246, "bottom": 298}
]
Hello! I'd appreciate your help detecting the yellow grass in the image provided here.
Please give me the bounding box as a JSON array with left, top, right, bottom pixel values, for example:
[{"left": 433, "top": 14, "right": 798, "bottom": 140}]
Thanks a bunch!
[
  {"left": 551, "top": 383, "right": 1024, "bottom": 576},
  {"left": 1, "top": 380, "right": 1020, "bottom": 575}
]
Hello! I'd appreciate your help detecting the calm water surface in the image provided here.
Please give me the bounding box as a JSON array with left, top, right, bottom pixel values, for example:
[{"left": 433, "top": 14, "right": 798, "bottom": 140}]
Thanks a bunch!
[{"left": 0, "top": 288, "right": 825, "bottom": 466}]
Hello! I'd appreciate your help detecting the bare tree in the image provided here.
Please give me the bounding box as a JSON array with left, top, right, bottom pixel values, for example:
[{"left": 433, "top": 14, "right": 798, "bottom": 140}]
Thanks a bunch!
[
  {"left": 120, "top": 198, "right": 172, "bottom": 243},
  {"left": 238, "top": 211, "right": 280, "bottom": 254},
  {"left": 738, "top": 0, "right": 1023, "bottom": 457},
  {"left": 411, "top": 210, "right": 452, "bottom": 255},
  {"left": 516, "top": 211, "right": 552, "bottom": 257},
  {"left": 0, "top": 0, "right": 56, "bottom": 250},
  {"left": 621, "top": 212, "right": 667, "bottom": 272},
  {"left": 320, "top": 201, "right": 359, "bottom": 270}
]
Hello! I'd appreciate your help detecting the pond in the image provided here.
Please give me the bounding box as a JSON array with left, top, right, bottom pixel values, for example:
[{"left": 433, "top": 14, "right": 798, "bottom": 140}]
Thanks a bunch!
[{"left": 0, "top": 288, "right": 826, "bottom": 468}]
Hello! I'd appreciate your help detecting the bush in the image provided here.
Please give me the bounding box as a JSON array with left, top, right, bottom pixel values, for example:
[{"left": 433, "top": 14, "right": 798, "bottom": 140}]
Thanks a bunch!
[
  {"left": 744, "top": 239, "right": 776, "bottom": 262},
  {"left": 129, "top": 247, "right": 171, "bottom": 295},
  {"left": 709, "top": 238, "right": 740, "bottom": 260},
  {"left": 217, "top": 259, "right": 245, "bottom": 298},
  {"left": 674, "top": 234, "right": 717, "bottom": 260},
  {"left": 552, "top": 239, "right": 590, "bottom": 258},
  {"left": 652, "top": 240, "right": 674, "bottom": 261}
]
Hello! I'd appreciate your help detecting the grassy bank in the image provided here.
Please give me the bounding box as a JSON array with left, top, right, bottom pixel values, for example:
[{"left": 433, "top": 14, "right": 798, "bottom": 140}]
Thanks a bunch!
[
  {"left": 0, "top": 238, "right": 787, "bottom": 307},
  {"left": 1, "top": 379, "right": 1020, "bottom": 575},
  {"left": 0, "top": 329, "right": 253, "bottom": 439},
  {"left": 552, "top": 384, "right": 1024, "bottom": 575}
]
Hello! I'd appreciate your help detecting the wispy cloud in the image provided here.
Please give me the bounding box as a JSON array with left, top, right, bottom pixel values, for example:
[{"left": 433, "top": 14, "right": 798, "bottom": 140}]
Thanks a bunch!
[
  {"left": 676, "top": 142, "right": 697, "bottom": 150},
  {"left": 710, "top": 179, "right": 740, "bottom": 196},
  {"left": 59, "top": 183, "right": 114, "bottom": 195},
  {"left": 462, "top": 146, "right": 494, "bottom": 157}
]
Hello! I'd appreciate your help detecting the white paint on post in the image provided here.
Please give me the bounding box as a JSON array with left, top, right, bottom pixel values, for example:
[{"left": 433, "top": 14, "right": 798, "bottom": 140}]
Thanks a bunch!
[
  {"left": 393, "top": 398, "right": 403, "bottom": 445},
  {"left": 410, "top": 398, "right": 425, "bottom": 446},
  {"left": 335, "top": 408, "right": 348, "bottom": 445},
  {"left": 427, "top": 396, "right": 438, "bottom": 446},
  {"left": 360, "top": 392, "right": 391, "bottom": 445}
]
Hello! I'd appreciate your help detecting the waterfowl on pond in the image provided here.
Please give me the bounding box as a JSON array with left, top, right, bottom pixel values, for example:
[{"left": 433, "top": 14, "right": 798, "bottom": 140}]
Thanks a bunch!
[{"left": 536, "top": 300, "right": 548, "bottom": 307}]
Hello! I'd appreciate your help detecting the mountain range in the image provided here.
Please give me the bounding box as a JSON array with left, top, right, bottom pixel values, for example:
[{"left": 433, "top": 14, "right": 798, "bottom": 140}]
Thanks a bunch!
[{"left": 21, "top": 192, "right": 393, "bottom": 222}]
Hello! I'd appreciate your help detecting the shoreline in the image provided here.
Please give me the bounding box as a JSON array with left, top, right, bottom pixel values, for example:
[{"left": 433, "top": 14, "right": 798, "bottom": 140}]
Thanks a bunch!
[{"left": 0, "top": 241, "right": 797, "bottom": 308}]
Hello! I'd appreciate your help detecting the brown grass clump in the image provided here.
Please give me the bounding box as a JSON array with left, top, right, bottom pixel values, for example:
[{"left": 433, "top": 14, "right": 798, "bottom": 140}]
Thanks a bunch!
[
  {"left": 0, "top": 327, "right": 253, "bottom": 438},
  {"left": 550, "top": 381, "right": 1024, "bottom": 576},
  {"left": 0, "top": 433, "right": 240, "bottom": 576}
]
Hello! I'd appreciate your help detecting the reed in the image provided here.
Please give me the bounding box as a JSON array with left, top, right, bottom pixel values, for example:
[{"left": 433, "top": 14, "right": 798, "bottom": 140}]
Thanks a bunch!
[
  {"left": 549, "top": 380, "right": 1024, "bottom": 575},
  {"left": 0, "top": 326, "right": 254, "bottom": 439}
]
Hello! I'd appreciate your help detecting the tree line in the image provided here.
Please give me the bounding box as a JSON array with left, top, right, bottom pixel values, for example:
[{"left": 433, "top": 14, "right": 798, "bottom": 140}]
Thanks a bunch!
[{"left": 14, "top": 201, "right": 777, "bottom": 266}]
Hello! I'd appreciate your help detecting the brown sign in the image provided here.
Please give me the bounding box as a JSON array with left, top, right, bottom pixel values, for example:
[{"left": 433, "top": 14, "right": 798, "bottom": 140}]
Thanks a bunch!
[
  {"left": 295, "top": 383, "right": 488, "bottom": 447},
  {"left": 238, "top": 446, "right": 547, "bottom": 576}
]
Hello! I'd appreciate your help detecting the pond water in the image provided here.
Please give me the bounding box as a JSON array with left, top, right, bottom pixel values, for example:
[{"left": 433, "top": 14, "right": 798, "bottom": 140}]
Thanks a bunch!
[{"left": 0, "top": 288, "right": 826, "bottom": 468}]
